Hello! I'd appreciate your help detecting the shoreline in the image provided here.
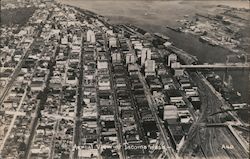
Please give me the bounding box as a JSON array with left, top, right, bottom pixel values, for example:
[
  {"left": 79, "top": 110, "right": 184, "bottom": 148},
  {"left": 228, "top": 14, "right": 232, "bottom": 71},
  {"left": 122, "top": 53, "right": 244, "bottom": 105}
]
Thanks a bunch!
[{"left": 58, "top": 0, "right": 250, "bottom": 104}]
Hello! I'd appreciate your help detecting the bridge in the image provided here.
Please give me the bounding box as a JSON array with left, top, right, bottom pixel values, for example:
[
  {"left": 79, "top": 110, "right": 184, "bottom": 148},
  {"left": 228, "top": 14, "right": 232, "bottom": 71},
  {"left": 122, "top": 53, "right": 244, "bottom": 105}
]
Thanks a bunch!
[
  {"left": 171, "top": 62, "right": 250, "bottom": 70},
  {"left": 209, "top": 107, "right": 249, "bottom": 116}
]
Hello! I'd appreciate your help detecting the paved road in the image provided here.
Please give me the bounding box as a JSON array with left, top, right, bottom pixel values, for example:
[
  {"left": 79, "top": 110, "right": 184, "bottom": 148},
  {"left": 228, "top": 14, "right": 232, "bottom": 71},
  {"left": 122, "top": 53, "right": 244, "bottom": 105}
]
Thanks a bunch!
[
  {"left": 0, "top": 88, "right": 27, "bottom": 152},
  {"left": 126, "top": 39, "right": 176, "bottom": 158},
  {"left": 0, "top": 40, "right": 33, "bottom": 106},
  {"left": 102, "top": 32, "right": 127, "bottom": 159},
  {"left": 138, "top": 72, "right": 177, "bottom": 159},
  {"left": 25, "top": 44, "right": 58, "bottom": 159},
  {"left": 73, "top": 36, "right": 84, "bottom": 159}
]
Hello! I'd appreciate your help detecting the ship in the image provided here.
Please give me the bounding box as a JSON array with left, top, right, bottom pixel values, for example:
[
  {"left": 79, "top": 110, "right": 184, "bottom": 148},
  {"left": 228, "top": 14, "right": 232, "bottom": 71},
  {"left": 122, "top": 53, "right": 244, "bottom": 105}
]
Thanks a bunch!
[
  {"left": 199, "top": 36, "right": 210, "bottom": 43},
  {"left": 199, "top": 36, "right": 219, "bottom": 46},
  {"left": 153, "top": 33, "right": 170, "bottom": 41}
]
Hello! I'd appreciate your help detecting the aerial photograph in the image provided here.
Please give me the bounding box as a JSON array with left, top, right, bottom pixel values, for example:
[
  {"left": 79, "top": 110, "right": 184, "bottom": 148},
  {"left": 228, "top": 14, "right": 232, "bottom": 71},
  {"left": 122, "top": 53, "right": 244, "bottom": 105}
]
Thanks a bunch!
[{"left": 0, "top": 0, "right": 249, "bottom": 159}]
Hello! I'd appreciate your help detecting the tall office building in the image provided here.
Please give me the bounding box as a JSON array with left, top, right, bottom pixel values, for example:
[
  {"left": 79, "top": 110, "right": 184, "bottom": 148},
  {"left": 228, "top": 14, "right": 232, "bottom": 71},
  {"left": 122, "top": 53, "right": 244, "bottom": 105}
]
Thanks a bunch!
[
  {"left": 112, "top": 53, "right": 121, "bottom": 63},
  {"left": 168, "top": 54, "right": 177, "bottom": 66},
  {"left": 145, "top": 59, "right": 156, "bottom": 76},
  {"left": 87, "top": 30, "right": 96, "bottom": 43},
  {"left": 141, "top": 48, "right": 151, "bottom": 65},
  {"left": 109, "top": 37, "right": 117, "bottom": 48},
  {"left": 126, "top": 53, "right": 136, "bottom": 64}
]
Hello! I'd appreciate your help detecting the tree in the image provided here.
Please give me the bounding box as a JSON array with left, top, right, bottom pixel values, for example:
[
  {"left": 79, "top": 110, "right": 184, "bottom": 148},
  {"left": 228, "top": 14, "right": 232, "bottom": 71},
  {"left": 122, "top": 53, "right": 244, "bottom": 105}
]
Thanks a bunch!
[
  {"left": 101, "top": 149, "right": 113, "bottom": 158},
  {"left": 18, "top": 142, "right": 26, "bottom": 152}
]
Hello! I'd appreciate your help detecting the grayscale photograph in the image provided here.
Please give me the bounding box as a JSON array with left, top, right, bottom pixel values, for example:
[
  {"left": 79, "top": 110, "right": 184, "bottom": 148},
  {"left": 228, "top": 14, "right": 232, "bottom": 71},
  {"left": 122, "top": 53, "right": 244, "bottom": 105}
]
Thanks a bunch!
[{"left": 0, "top": 0, "right": 249, "bottom": 159}]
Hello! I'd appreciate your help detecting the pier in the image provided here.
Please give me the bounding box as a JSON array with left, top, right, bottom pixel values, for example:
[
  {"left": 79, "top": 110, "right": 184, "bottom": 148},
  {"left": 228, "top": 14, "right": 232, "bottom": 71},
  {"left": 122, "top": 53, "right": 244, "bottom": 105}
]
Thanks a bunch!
[{"left": 171, "top": 62, "right": 250, "bottom": 70}]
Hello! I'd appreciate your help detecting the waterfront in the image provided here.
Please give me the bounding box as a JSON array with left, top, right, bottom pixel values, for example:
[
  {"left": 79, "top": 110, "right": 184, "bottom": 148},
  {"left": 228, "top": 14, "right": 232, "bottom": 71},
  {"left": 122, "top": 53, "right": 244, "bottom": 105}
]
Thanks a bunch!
[
  {"left": 165, "top": 29, "right": 250, "bottom": 105},
  {"left": 59, "top": 0, "right": 249, "bottom": 104}
]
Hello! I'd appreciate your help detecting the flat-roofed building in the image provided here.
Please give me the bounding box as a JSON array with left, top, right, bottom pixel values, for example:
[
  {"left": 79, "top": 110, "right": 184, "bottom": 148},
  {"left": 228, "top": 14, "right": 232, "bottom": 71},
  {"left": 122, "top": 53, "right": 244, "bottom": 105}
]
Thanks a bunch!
[
  {"left": 145, "top": 60, "right": 156, "bottom": 77},
  {"left": 164, "top": 105, "right": 178, "bottom": 124}
]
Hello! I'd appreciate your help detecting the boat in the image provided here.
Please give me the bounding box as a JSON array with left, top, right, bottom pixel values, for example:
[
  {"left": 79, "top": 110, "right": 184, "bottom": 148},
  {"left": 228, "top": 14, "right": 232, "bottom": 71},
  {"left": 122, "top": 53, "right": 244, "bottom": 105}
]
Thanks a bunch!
[
  {"left": 209, "top": 40, "right": 219, "bottom": 46},
  {"left": 166, "top": 25, "right": 182, "bottom": 32},
  {"left": 199, "top": 36, "right": 210, "bottom": 43}
]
